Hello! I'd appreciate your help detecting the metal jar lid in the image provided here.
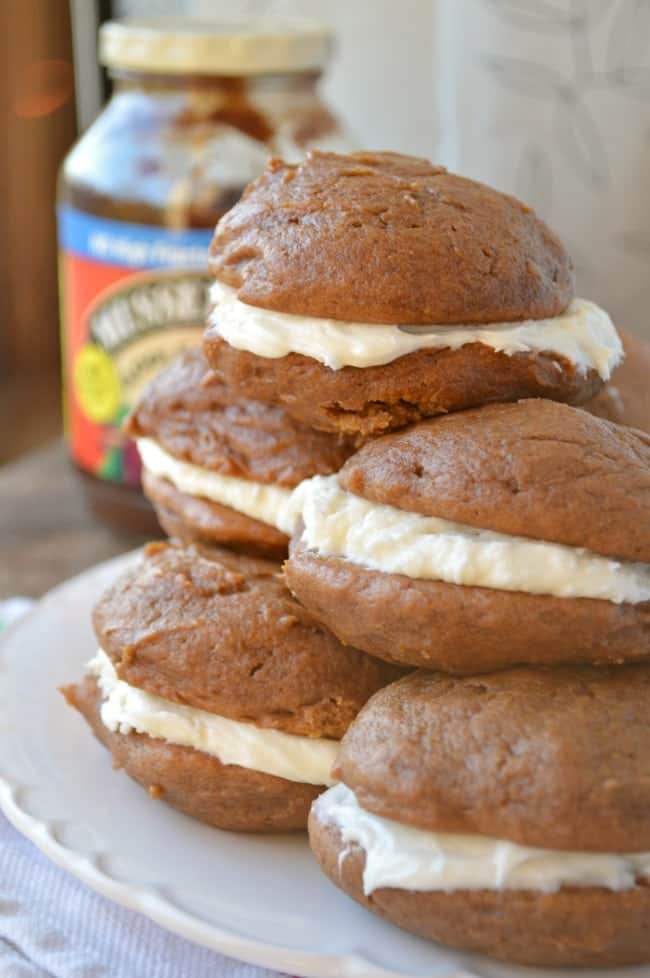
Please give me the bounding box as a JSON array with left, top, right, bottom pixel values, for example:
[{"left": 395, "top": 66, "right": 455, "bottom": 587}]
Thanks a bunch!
[{"left": 99, "top": 17, "right": 334, "bottom": 76}]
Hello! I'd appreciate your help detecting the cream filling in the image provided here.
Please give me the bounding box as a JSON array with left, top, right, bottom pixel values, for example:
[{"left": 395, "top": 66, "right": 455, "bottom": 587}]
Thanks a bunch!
[
  {"left": 88, "top": 650, "right": 338, "bottom": 786},
  {"left": 138, "top": 437, "right": 301, "bottom": 535},
  {"left": 208, "top": 281, "right": 622, "bottom": 379},
  {"left": 317, "top": 784, "right": 650, "bottom": 895},
  {"left": 297, "top": 475, "right": 650, "bottom": 604}
]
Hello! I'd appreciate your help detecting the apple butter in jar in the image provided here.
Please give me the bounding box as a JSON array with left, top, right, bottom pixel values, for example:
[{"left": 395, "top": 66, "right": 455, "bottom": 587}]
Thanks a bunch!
[{"left": 58, "top": 17, "right": 350, "bottom": 533}]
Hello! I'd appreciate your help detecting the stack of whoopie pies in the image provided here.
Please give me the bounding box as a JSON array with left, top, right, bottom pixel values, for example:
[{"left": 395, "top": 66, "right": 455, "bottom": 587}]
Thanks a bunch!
[{"left": 64, "top": 150, "right": 650, "bottom": 967}]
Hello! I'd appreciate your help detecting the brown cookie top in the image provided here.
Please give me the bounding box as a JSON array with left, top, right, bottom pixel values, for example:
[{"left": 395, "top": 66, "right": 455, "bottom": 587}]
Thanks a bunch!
[
  {"left": 335, "top": 666, "right": 650, "bottom": 851},
  {"left": 339, "top": 399, "right": 650, "bottom": 562},
  {"left": 125, "top": 349, "right": 354, "bottom": 487},
  {"left": 93, "top": 542, "right": 401, "bottom": 739},
  {"left": 209, "top": 150, "right": 574, "bottom": 325}
]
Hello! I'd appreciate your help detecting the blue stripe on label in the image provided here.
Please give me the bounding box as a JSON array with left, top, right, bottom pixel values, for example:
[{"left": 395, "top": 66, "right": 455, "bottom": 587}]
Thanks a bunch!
[{"left": 57, "top": 205, "right": 213, "bottom": 270}]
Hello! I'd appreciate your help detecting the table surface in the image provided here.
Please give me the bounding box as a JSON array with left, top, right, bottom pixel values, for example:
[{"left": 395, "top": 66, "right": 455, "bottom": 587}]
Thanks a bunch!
[
  {"left": 0, "top": 441, "right": 148, "bottom": 599},
  {"left": 0, "top": 369, "right": 61, "bottom": 467}
]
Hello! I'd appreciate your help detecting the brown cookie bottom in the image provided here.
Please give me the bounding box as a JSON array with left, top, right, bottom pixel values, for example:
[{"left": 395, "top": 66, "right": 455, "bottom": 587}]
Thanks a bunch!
[
  {"left": 63, "top": 676, "right": 321, "bottom": 832},
  {"left": 143, "top": 470, "right": 289, "bottom": 559},
  {"left": 286, "top": 543, "right": 650, "bottom": 672},
  {"left": 584, "top": 327, "right": 650, "bottom": 434},
  {"left": 203, "top": 334, "right": 603, "bottom": 437},
  {"left": 309, "top": 811, "right": 650, "bottom": 967}
]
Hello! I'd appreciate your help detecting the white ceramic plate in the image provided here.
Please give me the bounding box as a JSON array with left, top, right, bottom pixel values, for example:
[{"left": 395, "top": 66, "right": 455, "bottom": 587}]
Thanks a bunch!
[{"left": 0, "top": 554, "right": 646, "bottom": 978}]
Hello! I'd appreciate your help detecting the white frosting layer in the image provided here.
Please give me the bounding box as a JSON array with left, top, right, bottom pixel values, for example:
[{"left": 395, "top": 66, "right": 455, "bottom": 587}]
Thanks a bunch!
[
  {"left": 317, "top": 784, "right": 650, "bottom": 895},
  {"left": 297, "top": 476, "right": 650, "bottom": 604},
  {"left": 209, "top": 281, "right": 622, "bottom": 379},
  {"left": 138, "top": 437, "right": 301, "bottom": 535},
  {"left": 89, "top": 650, "right": 337, "bottom": 786}
]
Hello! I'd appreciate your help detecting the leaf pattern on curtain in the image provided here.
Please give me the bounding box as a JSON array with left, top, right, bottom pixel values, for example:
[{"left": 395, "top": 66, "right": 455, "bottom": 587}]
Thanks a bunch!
[{"left": 475, "top": 0, "right": 650, "bottom": 331}]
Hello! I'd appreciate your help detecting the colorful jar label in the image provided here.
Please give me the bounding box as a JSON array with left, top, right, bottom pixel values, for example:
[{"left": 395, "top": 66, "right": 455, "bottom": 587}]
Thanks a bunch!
[{"left": 58, "top": 206, "right": 212, "bottom": 485}]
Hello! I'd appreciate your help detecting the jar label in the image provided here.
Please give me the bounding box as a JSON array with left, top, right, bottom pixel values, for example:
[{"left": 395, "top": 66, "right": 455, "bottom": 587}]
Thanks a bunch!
[{"left": 58, "top": 205, "right": 213, "bottom": 485}]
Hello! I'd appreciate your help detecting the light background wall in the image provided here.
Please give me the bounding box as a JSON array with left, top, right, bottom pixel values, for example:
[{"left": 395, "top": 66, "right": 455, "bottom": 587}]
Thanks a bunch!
[{"left": 116, "top": 0, "right": 650, "bottom": 336}]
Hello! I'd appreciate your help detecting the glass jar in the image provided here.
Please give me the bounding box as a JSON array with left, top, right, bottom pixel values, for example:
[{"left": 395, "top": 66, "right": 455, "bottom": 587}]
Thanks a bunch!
[{"left": 58, "top": 18, "right": 350, "bottom": 534}]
